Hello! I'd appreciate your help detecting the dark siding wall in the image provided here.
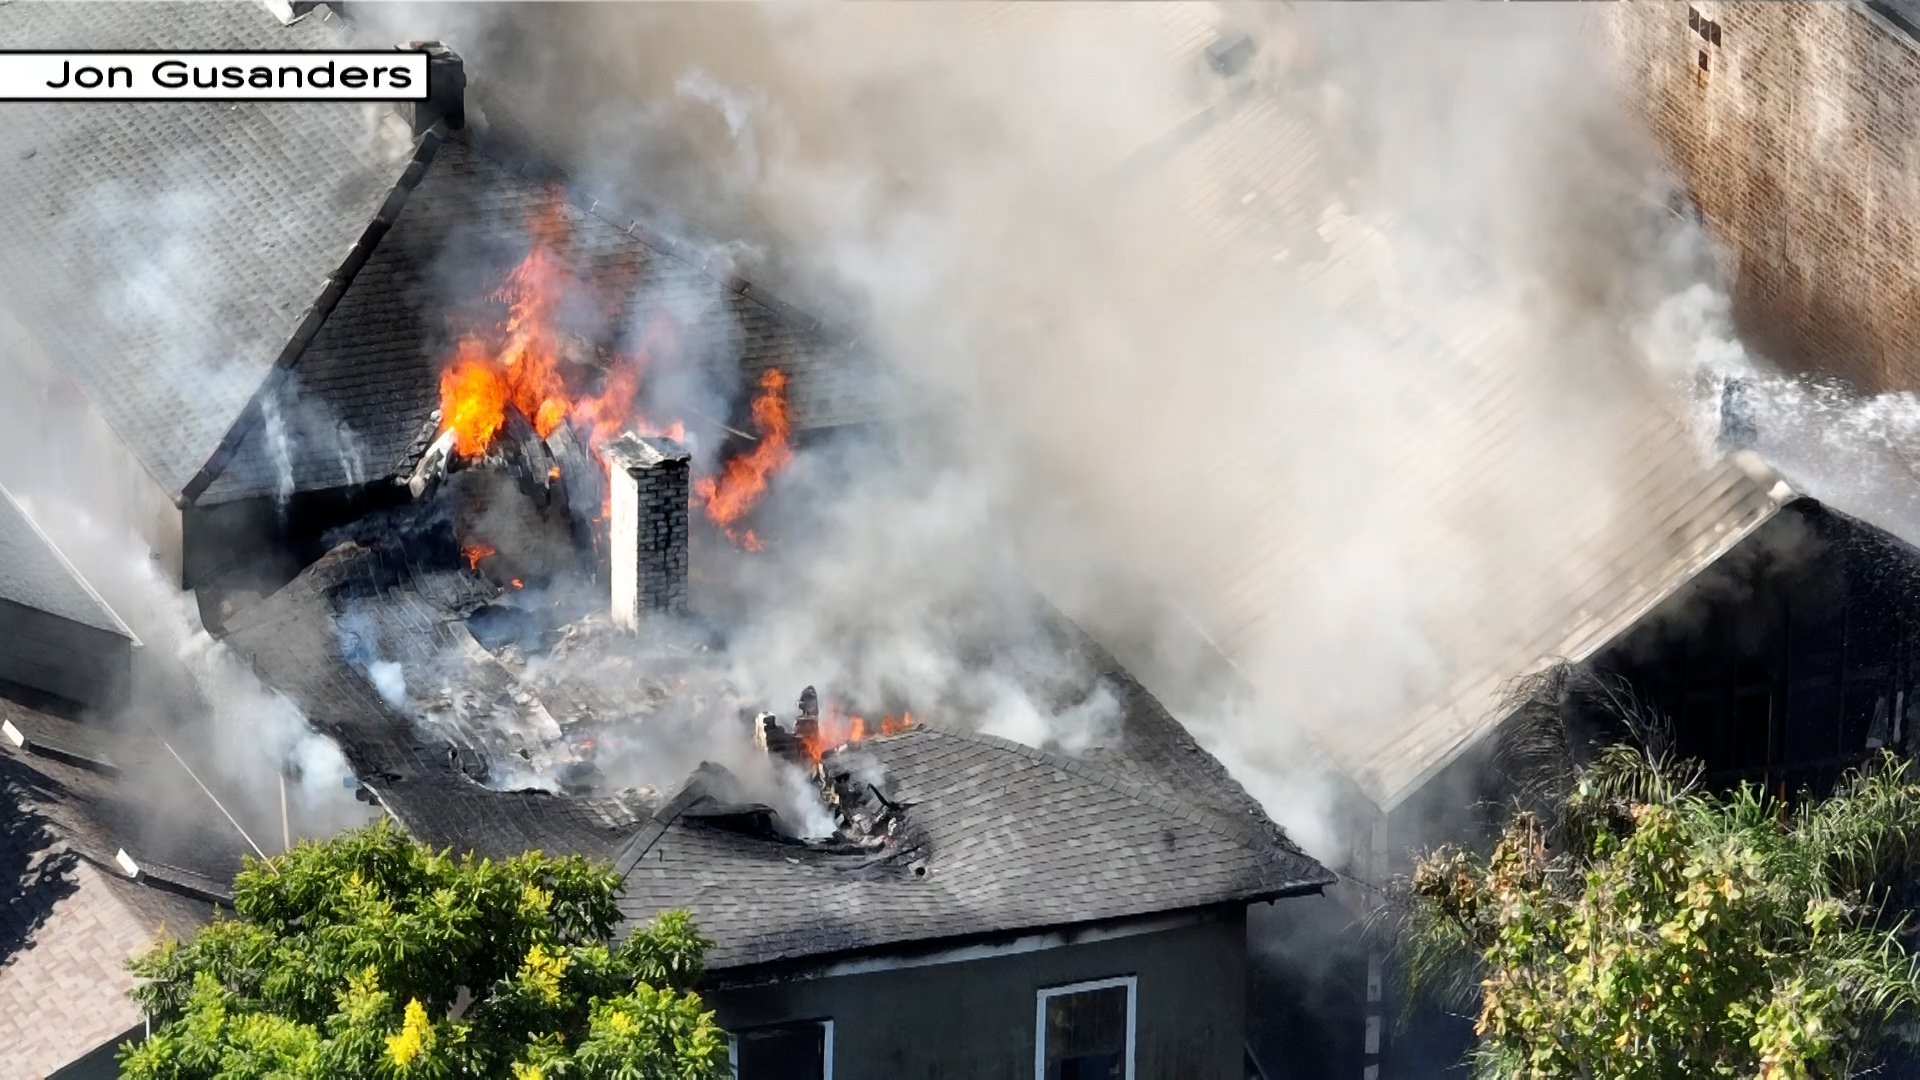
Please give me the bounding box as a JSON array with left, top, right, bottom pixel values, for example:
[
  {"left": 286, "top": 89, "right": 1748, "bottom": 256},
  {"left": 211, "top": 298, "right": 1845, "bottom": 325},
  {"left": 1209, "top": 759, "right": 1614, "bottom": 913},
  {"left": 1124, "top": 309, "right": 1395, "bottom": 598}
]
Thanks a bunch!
[
  {"left": 710, "top": 912, "right": 1248, "bottom": 1080},
  {"left": 1594, "top": 501, "right": 1920, "bottom": 797},
  {"left": 0, "top": 599, "right": 130, "bottom": 712}
]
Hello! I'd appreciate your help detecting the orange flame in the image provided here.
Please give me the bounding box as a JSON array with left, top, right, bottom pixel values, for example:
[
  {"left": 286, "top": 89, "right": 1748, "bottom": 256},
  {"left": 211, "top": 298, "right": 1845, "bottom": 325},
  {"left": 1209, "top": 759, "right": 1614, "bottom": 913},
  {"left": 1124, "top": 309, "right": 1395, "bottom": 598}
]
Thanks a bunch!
[
  {"left": 433, "top": 202, "right": 794, "bottom": 551},
  {"left": 797, "top": 706, "right": 915, "bottom": 764},
  {"left": 693, "top": 368, "right": 793, "bottom": 547},
  {"left": 462, "top": 541, "right": 497, "bottom": 570},
  {"left": 440, "top": 340, "right": 510, "bottom": 458}
]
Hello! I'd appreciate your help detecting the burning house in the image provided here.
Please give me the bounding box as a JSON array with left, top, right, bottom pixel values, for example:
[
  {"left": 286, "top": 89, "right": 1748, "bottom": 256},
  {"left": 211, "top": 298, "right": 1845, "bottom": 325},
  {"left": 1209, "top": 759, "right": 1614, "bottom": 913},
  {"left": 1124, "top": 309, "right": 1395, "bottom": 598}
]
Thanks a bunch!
[{"left": 0, "top": 4, "right": 1341, "bottom": 1078}]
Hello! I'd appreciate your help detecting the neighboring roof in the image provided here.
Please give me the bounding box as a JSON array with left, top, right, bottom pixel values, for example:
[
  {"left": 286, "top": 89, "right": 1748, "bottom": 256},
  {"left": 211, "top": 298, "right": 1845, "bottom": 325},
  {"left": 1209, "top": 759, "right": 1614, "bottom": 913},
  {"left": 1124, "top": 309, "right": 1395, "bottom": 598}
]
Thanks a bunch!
[
  {"left": 0, "top": 485, "right": 134, "bottom": 638},
  {"left": 617, "top": 725, "right": 1332, "bottom": 973},
  {"left": 965, "top": 7, "right": 1793, "bottom": 813},
  {"left": 0, "top": 695, "right": 227, "bottom": 1079},
  {"left": 0, "top": 2, "right": 419, "bottom": 497},
  {"left": 195, "top": 136, "right": 891, "bottom": 506},
  {"left": 220, "top": 531, "right": 1331, "bottom": 972}
]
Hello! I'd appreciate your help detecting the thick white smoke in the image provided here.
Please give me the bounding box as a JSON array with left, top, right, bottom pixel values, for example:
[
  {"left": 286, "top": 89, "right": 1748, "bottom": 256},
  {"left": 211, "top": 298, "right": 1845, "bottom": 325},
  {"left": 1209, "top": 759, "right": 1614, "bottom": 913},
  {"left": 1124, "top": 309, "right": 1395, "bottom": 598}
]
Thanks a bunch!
[{"left": 338, "top": 2, "right": 1776, "bottom": 864}]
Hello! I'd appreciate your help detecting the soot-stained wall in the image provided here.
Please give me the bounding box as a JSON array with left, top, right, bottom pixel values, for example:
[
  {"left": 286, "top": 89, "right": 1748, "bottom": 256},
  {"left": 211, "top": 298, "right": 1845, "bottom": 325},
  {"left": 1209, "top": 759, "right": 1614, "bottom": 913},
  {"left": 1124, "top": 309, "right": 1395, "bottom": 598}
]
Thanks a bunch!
[
  {"left": 708, "top": 911, "right": 1248, "bottom": 1080},
  {"left": 1593, "top": 500, "right": 1920, "bottom": 797}
]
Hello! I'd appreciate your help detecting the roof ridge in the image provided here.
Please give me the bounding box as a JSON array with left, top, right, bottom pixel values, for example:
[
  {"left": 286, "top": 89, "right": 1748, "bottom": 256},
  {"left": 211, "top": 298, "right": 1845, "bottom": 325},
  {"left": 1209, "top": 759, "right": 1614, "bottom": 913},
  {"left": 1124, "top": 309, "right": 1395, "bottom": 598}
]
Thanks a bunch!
[
  {"left": 894, "top": 722, "right": 1297, "bottom": 861},
  {"left": 611, "top": 764, "right": 722, "bottom": 878},
  {"left": 182, "top": 126, "right": 448, "bottom": 506},
  {"left": 0, "top": 483, "right": 137, "bottom": 641},
  {"left": 454, "top": 130, "right": 838, "bottom": 344}
]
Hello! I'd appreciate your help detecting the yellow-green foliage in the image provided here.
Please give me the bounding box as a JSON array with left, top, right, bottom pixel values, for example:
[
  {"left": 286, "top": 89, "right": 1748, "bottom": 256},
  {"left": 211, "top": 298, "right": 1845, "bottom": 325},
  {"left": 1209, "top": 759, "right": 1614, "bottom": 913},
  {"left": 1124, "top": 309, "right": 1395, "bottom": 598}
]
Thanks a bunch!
[
  {"left": 1406, "top": 750, "right": 1920, "bottom": 1079},
  {"left": 119, "top": 820, "right": 728, "bottom": 1080}
]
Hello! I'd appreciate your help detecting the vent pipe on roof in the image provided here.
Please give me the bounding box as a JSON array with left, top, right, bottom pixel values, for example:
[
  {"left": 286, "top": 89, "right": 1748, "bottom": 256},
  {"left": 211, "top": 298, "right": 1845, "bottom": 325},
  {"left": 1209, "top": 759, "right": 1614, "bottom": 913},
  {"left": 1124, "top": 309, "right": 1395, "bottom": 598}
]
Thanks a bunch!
[
  {"left": 603, "top": 434, "right": 692, "bottom": 628},
  {"left": 409, "top": 41, "right": 466, "bottom": 137},
  {"left": 1718, "top": 376, "right": 1757, "bottom": 450}
]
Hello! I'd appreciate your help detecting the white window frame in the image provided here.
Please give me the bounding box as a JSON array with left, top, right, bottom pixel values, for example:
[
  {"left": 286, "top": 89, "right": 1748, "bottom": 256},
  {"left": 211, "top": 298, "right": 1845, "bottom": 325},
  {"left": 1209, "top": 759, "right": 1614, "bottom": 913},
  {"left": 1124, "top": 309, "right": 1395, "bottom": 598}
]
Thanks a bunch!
[
  {"left": 1034, "top": 975, "right": 1137, "bottom": 1080},
  {"left": 729, "top": 1019, "right": 834, "bottom": 1080}
]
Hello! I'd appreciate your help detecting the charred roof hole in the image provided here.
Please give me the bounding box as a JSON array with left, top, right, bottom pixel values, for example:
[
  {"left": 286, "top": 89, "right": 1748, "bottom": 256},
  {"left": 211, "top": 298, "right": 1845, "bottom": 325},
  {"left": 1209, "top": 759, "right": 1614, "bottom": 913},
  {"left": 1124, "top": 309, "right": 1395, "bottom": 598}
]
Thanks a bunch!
[
  {"left": 464, "top": 603, "right": 545, "bottom": 652},
  {"left": 911, "top": 861, "right": 929, "bottom": 879},
  {"left": 1206, "top": 31, "right": 1257, "bottom": 78}
]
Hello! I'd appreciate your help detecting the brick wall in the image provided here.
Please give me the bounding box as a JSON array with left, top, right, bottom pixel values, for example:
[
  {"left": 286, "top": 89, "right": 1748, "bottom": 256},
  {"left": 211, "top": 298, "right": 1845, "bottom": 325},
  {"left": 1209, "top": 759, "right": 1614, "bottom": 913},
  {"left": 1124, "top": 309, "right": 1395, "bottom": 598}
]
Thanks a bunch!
[{"left": 1606, "top": 1, "right": 1920, "bottom": 393}]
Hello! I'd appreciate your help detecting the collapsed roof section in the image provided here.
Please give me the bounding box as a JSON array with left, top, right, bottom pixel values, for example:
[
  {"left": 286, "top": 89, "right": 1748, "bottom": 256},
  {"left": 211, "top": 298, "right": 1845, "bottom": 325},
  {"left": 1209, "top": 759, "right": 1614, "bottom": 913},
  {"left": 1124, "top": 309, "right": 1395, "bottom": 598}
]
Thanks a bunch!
[
  {"left": 219, "top": 517, "right": 1332, "bottom": 972},
  {"left": 0, "top": 1, "right": 418, "bottom": 499}
]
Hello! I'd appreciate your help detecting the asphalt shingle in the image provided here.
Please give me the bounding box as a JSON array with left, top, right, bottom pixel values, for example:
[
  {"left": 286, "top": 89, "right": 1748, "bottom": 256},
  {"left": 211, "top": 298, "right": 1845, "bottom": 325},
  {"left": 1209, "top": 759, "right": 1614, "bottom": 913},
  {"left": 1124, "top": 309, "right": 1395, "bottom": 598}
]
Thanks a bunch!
[
  {"left": 0, "top": 2, "right": 419, "bottom": 497},
  {"left": 197, "top": 137, "right": 890, "bottom": 506}
]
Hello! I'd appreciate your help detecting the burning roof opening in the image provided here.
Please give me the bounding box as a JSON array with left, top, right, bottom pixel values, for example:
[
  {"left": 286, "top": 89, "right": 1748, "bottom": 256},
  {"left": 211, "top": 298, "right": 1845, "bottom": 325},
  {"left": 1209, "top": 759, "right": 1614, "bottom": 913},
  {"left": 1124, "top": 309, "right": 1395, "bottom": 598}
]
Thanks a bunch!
[{"left": 419, "top": 196, "right": 793, "bottom": 554}]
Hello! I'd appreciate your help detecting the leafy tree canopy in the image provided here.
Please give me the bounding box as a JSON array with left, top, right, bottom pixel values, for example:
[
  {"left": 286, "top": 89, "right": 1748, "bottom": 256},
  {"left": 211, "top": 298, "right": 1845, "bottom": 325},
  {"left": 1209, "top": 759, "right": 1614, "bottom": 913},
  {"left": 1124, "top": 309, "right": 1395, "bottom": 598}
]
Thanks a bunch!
[
  {"left": 119, "top": 820, "right": 729, "bottom": 1080},
  {"left": 1405, "top": 746, "right": 1920, "bottom": 1079}
]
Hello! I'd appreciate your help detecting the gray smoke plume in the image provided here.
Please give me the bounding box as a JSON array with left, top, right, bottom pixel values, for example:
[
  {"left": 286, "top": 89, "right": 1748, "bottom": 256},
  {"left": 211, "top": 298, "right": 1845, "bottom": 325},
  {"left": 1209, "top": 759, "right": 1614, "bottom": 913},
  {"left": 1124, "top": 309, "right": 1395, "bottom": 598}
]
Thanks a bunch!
[{"left": 337, "top": 2, "right": 1763, "bottom": 865}]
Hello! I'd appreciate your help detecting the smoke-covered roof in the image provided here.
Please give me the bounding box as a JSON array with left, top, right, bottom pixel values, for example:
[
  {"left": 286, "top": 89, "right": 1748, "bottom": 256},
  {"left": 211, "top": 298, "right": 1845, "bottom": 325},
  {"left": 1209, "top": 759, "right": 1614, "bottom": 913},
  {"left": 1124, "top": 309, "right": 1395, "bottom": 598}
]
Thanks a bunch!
[
  {"left": 1005, "top": 11, "right": 1796, "bottom": 814},
  {"left": 192, "top": 135, "right": 891, "bottom": 507},
  {"left": 0, "top": 1, "right": 419, "bottom": 497},
  {"left": 0, "top": 484, "right": 133, "bottom": 637},
  {"left": 219, "top": 532, "right": 1331, "bottom": 971},
  {"left": 0, "top": 693, "right": 232, "bottom": 1075}
]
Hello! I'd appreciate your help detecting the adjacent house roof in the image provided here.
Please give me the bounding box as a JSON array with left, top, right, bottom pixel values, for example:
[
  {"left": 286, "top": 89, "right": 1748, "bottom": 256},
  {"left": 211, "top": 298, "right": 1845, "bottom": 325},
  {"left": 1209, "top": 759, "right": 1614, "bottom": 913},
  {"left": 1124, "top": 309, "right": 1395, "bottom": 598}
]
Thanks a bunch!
[
  {"left": 0, "top": 1, "right": 420, "bottom": 498},
  {"left": 0, "top": 485, "right": 135, "bottom": 638},
  {"left": 996, "top": 8, "right": 1796, "bottom": 813},
  {"left": 220, "top": 534, "right": 1331, "bottom": 973},
  {"left": 0, "top": 694, "right": 231, "bottom": 1078},
  {"left": 193, "top": 136, "right": 886, "bottom": 507}
]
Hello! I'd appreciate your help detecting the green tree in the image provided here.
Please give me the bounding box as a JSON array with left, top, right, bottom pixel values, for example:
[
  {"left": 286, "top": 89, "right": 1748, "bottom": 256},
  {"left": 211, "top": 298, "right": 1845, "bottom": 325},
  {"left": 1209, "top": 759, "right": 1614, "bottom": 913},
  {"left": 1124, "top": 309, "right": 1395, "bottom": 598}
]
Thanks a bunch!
[
  {"left": 1403, "top": 745, "right": 1920, "bottom": 1079},
  {"left": 118, "top": 820, "right": 729, "bottom": 1080}
]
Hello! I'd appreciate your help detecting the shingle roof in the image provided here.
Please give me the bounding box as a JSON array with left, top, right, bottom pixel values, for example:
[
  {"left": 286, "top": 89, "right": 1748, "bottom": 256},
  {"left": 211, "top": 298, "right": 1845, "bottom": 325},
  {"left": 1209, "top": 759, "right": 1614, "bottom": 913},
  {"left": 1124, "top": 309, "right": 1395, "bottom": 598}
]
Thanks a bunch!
[
  {"left": 0, "top": 485, "right": 133, "bottom": 637},
  {"left": 0, "top": 695, "right": 228, "bottom": 1079},
  {"left": 1157, "top": 107, "right": 1788, "bottom": 810},
  {"left": 0, "top": 2, "right": 419, "bottom": 496},
  {"left": 220, "top": 533, "right": 1330, "bottom": 971},
  {"left": 969, "top": 7, "right": 1795, "bottom": 813},
  {"left": 617, "top": 725, "right": 1332, "bottom": 972},
  {"left": 195, "top": 137, "right": 890, "bottom": 506}
]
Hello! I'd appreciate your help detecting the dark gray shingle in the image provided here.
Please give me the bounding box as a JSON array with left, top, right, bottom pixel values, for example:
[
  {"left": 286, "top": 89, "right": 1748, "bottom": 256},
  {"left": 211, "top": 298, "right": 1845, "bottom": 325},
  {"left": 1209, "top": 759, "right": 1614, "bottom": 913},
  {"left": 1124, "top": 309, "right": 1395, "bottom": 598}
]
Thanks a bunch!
[
  {"left": 0, "top": 2, "right": 420, "bottom": 495},
  {"left": 197, "top": 137, "right": 888, "bottom": 505}
]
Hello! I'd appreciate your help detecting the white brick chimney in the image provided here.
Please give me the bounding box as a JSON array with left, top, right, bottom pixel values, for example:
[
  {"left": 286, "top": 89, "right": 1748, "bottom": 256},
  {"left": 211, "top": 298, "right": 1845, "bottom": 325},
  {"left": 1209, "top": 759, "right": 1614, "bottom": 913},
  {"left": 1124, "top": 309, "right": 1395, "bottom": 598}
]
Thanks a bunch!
[{"left": 602, "top": 433, "right": 691, "bottom": 628}]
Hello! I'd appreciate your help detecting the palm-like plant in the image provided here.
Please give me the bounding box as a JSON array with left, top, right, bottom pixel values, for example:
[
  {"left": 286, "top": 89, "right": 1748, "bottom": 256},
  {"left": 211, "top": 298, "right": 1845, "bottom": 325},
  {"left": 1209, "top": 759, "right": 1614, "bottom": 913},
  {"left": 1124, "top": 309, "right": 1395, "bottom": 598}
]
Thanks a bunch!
[{"left": 1399, "top": 665, "right": 1920, "bottom": 1079}]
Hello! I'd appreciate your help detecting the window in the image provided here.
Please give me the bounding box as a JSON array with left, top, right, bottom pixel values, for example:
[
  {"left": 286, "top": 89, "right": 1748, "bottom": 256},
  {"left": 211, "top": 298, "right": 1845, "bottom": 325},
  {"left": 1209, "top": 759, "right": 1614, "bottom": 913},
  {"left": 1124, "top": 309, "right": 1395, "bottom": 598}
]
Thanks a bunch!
[
  {"left": 732, "top": 1020, "right": 832, "bottom": 1080},
  {"left": 1036, "top": 976, "right": 1136, "bottom": 1080}
]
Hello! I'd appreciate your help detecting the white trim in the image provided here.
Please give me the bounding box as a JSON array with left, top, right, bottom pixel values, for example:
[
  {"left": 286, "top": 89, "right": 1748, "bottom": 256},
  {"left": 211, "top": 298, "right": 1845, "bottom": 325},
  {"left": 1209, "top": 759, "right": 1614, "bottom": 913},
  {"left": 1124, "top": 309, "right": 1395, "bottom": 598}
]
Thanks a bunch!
[
  {"left": 781, "top": 912, "right": 1204, "bottom": 983},
  {"left": 1, "top": 719, "right": 22, "bottom": 747},
  {"left": 1035, "top": 975, "right": 1137, "bottom": 1080}
]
